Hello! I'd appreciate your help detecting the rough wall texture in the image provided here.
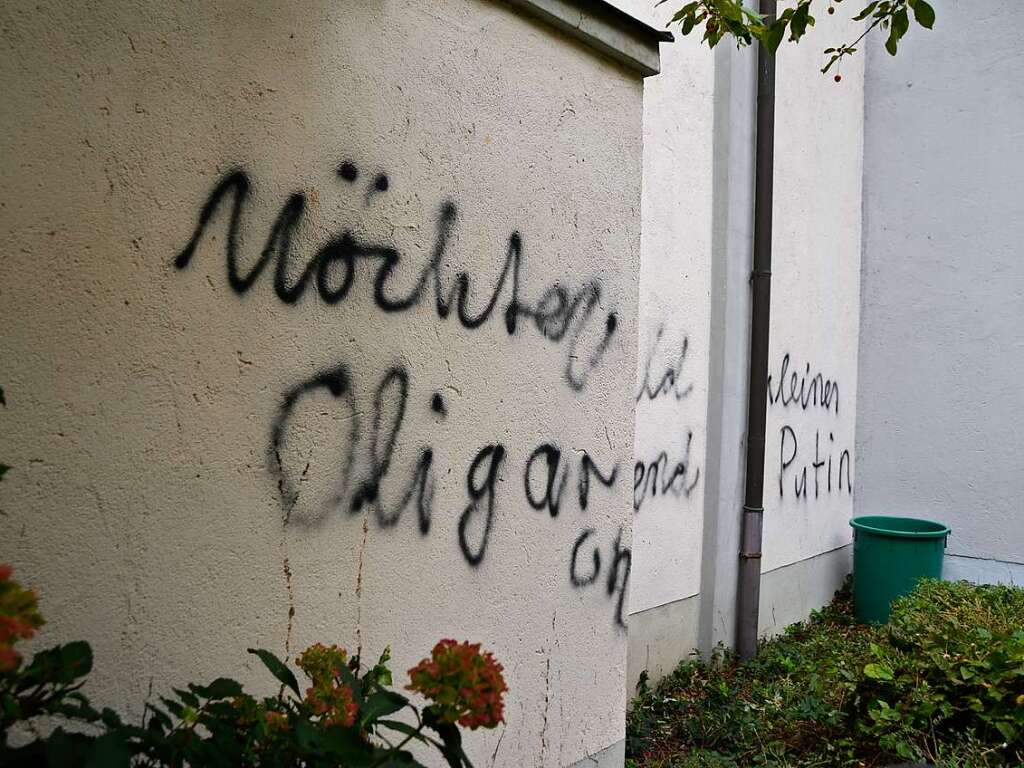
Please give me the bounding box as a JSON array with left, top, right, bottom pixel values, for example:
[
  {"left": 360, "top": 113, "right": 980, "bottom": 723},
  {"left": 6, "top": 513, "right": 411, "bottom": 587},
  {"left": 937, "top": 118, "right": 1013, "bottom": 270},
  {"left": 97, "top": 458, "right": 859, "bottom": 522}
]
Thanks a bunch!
[
  {"left": 857, "top": 0, "right": 1024, "bottom": 571},
  {"left": 762, "top": 11, "right": 865, "bottom": 575},
  {"left": 0, "top": 1, "right": 645, "bottom": 764}
]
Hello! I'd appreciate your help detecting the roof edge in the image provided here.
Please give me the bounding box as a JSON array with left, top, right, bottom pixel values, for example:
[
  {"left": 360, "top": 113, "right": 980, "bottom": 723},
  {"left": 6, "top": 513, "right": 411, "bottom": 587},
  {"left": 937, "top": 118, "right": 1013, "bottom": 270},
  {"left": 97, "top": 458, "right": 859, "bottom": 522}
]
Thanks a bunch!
[{"left": 504, "top": 0, "right": 673, "bottom": 77}]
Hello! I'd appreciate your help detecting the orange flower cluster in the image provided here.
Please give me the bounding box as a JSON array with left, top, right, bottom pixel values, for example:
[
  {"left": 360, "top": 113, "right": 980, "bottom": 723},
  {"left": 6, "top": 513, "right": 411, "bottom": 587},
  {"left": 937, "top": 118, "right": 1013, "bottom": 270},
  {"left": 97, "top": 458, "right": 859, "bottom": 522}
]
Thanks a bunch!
[
  {"left": 296, "top": 643, "right": 359, "bottom": 728},
  {"left": 263, "top": 710, "right": 290, "bottom": 732},
  {"left": 407, "top": 639, "right": 507, "bottom": 729},
  {"left": 0, "top": 564, "right": 44, "bottom": 673}
]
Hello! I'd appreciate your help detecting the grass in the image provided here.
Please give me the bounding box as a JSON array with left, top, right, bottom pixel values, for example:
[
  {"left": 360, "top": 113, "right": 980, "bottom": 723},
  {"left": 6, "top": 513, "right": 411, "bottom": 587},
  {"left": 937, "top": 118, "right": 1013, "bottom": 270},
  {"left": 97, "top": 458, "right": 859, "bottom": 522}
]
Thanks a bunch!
[{"left": 626, "top": 580, "right": 1024, "bottom": 768}]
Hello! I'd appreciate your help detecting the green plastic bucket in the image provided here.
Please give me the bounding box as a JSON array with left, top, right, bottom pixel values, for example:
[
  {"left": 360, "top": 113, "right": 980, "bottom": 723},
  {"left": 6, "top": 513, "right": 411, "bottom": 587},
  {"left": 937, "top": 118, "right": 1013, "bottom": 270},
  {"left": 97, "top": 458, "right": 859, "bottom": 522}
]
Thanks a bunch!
[{"left": 850, "top": 515, "right": 951, "bottom": 624}]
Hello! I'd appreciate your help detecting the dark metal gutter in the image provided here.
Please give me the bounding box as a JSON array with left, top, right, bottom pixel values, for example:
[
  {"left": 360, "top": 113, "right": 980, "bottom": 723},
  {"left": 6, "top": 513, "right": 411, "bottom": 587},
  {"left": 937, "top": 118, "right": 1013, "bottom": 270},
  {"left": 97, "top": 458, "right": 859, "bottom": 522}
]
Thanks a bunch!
[
  {"left": 736, "top": 0, "right": 776, "bottom": 660},
  {"left": 504, "top": 0, "right": 673, "bottom": 77}
]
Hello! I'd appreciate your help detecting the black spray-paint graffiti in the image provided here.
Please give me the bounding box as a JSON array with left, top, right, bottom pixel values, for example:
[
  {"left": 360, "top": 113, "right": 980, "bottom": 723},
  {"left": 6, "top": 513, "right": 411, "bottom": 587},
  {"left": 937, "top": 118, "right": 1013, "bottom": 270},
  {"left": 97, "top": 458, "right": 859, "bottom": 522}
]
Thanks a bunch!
[
  {"left": 633, "top": 324, "right": 702, "bottom": 511},
  {"left": 173, "top": 166, "right": 618, "bottom": 392},
  {"left": 174, "top": 161, "right": 631, "bottom": 627},
  {"left": 569, "top": 526, "right": 631, "bottom": 627},
  {"left": 633, "top": 431, "right": 701, "bottom": 511},
  {"left": 779, "top": 426, "right": 852, "bottom": 500},
  {"left": 768, "top": 353, "right": 839, "bottom": 415},
  {"left": 268, "top": 363, "right": 628, "bottom": 625},
  {"left": 768, "top": 354, "right": 852, "bottom": 500},
  {"left": 636, "top": 324, "right": 694, "bottom": 403},
  {"left": 524, "top": 444, "right": 618, "bottom": 517}
]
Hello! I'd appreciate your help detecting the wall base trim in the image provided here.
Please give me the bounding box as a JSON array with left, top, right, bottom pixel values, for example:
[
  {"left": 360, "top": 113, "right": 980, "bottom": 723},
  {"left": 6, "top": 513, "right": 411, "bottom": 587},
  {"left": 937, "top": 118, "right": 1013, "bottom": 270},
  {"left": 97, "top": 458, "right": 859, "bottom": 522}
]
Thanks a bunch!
[
  {"left": 567, "top": 738, "right": 625, "bottom": 768},
  {"left": 627, "top": 592, "right": 700, "bottom": 696},
  {"left": 944, "top": 553, "right": 1024, "bottom": 586},
  {"left": 759, "top": 544, "right": 852, "bottom": 638}
]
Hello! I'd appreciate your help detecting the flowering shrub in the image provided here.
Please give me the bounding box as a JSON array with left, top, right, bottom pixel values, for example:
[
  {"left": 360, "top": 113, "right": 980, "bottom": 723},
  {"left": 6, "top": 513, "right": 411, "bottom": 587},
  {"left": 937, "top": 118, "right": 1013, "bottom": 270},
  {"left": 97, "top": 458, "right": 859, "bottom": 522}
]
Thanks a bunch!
[
  {"left": 0, "top": 564, "right": 506, "bottom": 767},
  {"left": 0, "top": 565, "right": 43, "bottom": 672},
  {"left": 297, "top": 643, "right": 360, "bottom": 728},
  {"left": 408, "top": 639, "right": 507, "bottom": 729}
]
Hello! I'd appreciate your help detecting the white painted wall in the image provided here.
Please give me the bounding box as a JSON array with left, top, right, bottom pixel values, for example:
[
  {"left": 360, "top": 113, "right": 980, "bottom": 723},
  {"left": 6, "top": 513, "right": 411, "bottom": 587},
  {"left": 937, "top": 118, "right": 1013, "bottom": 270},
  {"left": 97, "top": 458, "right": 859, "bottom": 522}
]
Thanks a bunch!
[
  {"left": 762, "top": 11, "right": 866, "bottom": 575},
  {"left": 0, "top": 2, "right": 647, "bottom": 765},
  {"left": 857, "top": 1, "right": 1024, "bottom": 574},
  {"left": 614, "top": 0, "right": 715, "bottom": 618},
  {"left": 609, "top": 3, "right": 866, "bottom": 677}
]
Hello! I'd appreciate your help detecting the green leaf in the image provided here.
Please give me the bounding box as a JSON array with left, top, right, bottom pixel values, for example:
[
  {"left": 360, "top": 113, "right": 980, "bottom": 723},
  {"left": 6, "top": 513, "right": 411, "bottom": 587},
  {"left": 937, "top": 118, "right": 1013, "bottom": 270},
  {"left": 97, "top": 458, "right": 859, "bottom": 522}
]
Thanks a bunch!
[
  {"left": 159, "top": 696, "right": 185, "bottom": 718},
  {"left": 718, "top": 1, "right": 744, "bottom": 23},
  {"left": 191, "top": 677, "right": 244, "bottom": 700},
  {"left": 360, "top": 691, "right": 408, "bottom": 726},
  {"left": 46, "top": 727, "right": 82, "bottom": 765},
  {"left": 853, "top": 1, "right": 879, "bottom": 20},
  {"left": 21, "top": 641, "right": 94, "bottom": 687},
  {"left": 670, "top": 1, "right": 700, "bottom": 22},
  {"left": 740, "top": 5, "right": 764, "bottom": 23},
  {"left": 85, "top": 733, "right": 131, "bottom": 768},
  {"left": 864, "top": 662, "right": 894, "bottom": 681},
  {"left": 764, "top": 21, "right": 786, "bottom": 52},
  {"left": 995, "top": 719, "right": 1018, "bottom": 742},
  {"left": 60, "top": 641, "right": 93, "bottom": 680},
  {"left": 100, "top": 707, "right": 123, "bottom": 729},
  {"left": 318, "top": 726, "right": 377, "bottom": 765},
  {"left": 911, "top": 0, "right": 935, "bottom": 28},
  {"left": 895, "top": 741, "right": 916, "bottom": 760},
  {"left": 247, "top": 648, "right": 300, "bottom": 696},
  {"left": 380, "top": 719, "right": 422, "bottom": 739},
  {"left": 892, "top": 7, "right": 910, "bottom": 38},
  {"left": 172, "top": 687, "right": 200, "bottom": 708},
  {"left": 788, "top": 2, "right": 813, "bottom": 42},
  {"left": 145, "top": 703, "right": 172, "bottom": 732}
]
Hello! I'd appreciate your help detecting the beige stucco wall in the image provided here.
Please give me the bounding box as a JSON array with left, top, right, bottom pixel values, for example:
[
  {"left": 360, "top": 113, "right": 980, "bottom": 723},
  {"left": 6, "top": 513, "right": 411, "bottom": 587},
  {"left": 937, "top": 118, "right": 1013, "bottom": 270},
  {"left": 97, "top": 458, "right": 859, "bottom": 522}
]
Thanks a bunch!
[{"left": 0, "top": 1, "right": 645, "bottom": 764}]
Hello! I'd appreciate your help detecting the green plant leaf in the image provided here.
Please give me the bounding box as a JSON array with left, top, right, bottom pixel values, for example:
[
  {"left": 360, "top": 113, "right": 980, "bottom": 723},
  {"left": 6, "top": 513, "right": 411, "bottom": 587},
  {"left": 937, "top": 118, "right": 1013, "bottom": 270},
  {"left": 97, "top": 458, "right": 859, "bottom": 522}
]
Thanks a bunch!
[
  {"left": 911, "top": 0, "right": 935, "bottom": 28},
  {"left": 173, "top": 687, "right": 200, "bottom": 708},
  {"left": 863, "top": 662, "right": 894, "bottom": 681},
  {"left": 191, "top": 677, "right": 244, "bottom": 700},
  {"left": 995, "top": 719, "right": 1018, "bottom": 742},
  {"left": 853, "top": 1, "right": 879, "bottom": 21},
  {"left": 892, "top": 7, "right": 909, "bottom": 38},
  {"left": 145, "top": 702, "right": 172, "bottom": 732},
  {"left": 247, "top": 648, "right": 300, "bottom": 696},
  {"left": 159, "top": 696, "right": 185, "bottom": 718},
  {"left": 20, "top": 641, "right": 94, "bottom": 687},
  {"left": 764, "top": 21, "right": 786, "bottom": 53},
  {"left": 85, "top": 733, "right": 131, "bottom": 768},
  {"left": 380, "top": 719, "right": 420, "bottom": 737},
  {"left": 361, "top": 691, "right": 408, "bottom": 726}
]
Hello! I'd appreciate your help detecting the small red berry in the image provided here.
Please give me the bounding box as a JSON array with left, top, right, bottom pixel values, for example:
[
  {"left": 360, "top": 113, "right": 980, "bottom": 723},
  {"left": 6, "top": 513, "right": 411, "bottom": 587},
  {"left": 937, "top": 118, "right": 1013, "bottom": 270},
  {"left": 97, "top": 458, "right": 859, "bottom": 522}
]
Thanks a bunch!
[{"left": 834, "top": 74, "right": 842, "bottom": 83}]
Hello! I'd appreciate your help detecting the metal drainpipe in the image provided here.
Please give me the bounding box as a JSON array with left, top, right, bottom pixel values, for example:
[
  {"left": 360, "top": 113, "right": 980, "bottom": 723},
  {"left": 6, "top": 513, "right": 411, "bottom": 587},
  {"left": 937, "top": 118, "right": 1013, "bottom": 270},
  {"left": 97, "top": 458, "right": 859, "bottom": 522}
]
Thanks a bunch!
[{"left": 736, "top": 0, "right": 777, "bottom": 661}]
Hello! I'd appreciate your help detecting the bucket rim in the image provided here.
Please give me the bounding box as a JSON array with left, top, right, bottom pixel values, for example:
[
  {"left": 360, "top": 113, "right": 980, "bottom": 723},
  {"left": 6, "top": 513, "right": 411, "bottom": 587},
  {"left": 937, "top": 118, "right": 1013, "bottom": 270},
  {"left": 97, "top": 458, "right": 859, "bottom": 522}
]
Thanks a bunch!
[{"left": 850, "top": 515, "right": 951, "bottom": 539}]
